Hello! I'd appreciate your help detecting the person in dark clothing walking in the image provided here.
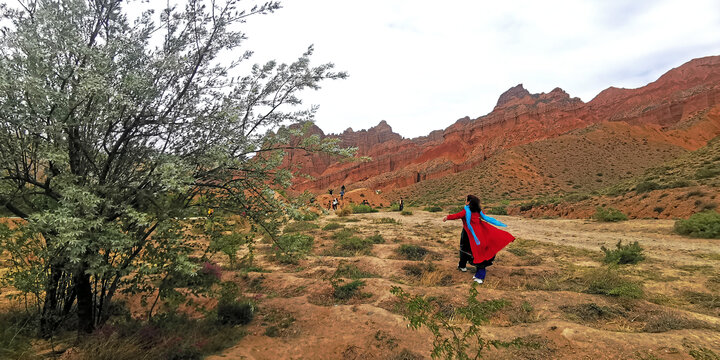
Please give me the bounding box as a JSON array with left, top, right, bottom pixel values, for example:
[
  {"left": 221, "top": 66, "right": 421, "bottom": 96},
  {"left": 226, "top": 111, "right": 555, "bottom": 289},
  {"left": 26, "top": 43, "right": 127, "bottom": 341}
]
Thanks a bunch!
[{"left": 398, "top": 197, "right": 404, "bottom": 211}]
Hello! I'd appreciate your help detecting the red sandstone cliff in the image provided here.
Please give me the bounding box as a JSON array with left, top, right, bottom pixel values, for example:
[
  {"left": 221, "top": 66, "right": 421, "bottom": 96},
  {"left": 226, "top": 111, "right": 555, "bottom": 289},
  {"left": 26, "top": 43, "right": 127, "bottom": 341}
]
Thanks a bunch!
[{"left": 288, "top": 56, "right": 720, "bottom": 193}]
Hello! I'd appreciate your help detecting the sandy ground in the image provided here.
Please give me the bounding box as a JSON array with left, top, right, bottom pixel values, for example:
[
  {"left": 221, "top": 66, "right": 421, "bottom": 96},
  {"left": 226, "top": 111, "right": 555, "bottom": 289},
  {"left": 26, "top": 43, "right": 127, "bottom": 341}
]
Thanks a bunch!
[{"left": 206, "top": 210, "right": 720, "bottom": 360}]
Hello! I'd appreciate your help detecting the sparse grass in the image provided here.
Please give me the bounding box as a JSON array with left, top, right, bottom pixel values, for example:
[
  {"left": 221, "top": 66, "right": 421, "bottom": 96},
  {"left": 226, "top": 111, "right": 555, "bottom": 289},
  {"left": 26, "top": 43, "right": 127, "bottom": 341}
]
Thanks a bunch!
[
  {"left": 688, "top": 346, "right": 720, "bottom": 360},
  {"left": 334, "top": 262, "right": 379, "bottom": 279},
  {"left": 582, "top": 267, "right": 644, "bottom": 299},
  {"left": 601, "top": 241, "right": 645, "bottom": 265},
  {"left": 683, "top": 291, "right": 720, "bottom": 312},
  {"left": 561, "top": 303, "right": 622, "bottom": 322},
  {"left": 400, "top": 210, "right": 413, "bottom": 216},
  {"left": 333, "top": 236, "right": 374, "bottom": 256},
  {"left": 374, "top": 217, "right": 399, "bottom": 224},
  {"left": 336, "top": 205, "right": 353, "bottom": 217},
  {"left": 262, "top": 308, "right": 296, "bottom": 338},
  {"left": 350, "top": 203, "right": 379, "bottom": 213},
  {"left": 0, "top": 311, "right": 39, "bottom": 360},
  {"left": 642, "top": 311, "right": 711, "bottom": 333},
  {"left": 367, "top": 233, "right": 385, "bottom": 243},
  {"left": 423, "top": 206, "right": 443, "bottom": 212},
  {"left": 396, "top": 244, "right": 429, "bottom": 261},
  {"left": 635, "top": 181, "right": 660, "bottom": 193},
  {"left": 675, "top": 211, "right": 720, "bottom": 238},
  {"left": 322, "top": 222, "right": 343, "bottom": 231},
  {"left": 283, "top": 220, "right": 319, "bottom": 233},
  {"left": 332, "top": 279, "right": 369, "bottom": 300},
  {"left": 593, "top": 206, "right": 628, "bottom": 222},
  {"left": 486, "top": 206, "right": 508, "bottom": 215}
]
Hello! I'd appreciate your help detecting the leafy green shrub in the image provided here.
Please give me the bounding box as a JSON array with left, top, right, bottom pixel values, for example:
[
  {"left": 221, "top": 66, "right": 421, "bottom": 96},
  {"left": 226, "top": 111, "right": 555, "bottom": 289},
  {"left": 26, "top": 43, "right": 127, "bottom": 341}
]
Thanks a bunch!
[
  {"left": 217, "top": 300, "right": 255, "bottom": 325},
  {"left": 423, "top": 206, "right": 443, "bottom": 212},
  {"left": 274, "top": 233, "right": 314, "bottom": 264},
  {"left": 486, "top": 206, "right": 507, "bottom": 215},
  {"left": 582, "top": 267, "right": 643, "bottom": 299},
  {"left": 350, "top": 203, "right": 379, "bottom": 213},
  {"left": 400, "top": 210, "right": 413, "bottom": 216},
  {"left": 593, "top": 207, "right": 628, "bottom": 222},
  {"left": 283, "top": 221, "right": 319, "bottom": 233},
  {"left": 601, "top": 241, "right": 645, "bottom": 265},
  {"left": 635, "top": 181, "right": 660, "bottom": 193},
  {"left": 333, "top": 280, "right": 366, "bottom": 300},
  {"left": 336, "top": 237, "right": 374, "bottom": 255},
  {"left": 322, "top": 222, "right": 343, "bottom": 231},
  {"left": 397, "top": 244, "right": 429, "bottom": 261},
  {"left": 333, "top": 262, "right": 378, "bottom": 279},
  {"left": 367, "top": 233, "right": 385, "bottom": 243},
  {"left": 674, "top": 211, "right": 720, "bottom": 238},
  {"left": 391, "top": 286, "right": 508, "bottom": 359}
]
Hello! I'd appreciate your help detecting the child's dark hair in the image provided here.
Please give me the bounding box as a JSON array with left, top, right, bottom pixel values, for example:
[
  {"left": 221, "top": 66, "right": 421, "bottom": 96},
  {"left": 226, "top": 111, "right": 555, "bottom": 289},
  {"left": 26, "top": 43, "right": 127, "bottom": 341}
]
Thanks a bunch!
[{"left": 466, "top": 195, "right": 481, "bottom": 213}]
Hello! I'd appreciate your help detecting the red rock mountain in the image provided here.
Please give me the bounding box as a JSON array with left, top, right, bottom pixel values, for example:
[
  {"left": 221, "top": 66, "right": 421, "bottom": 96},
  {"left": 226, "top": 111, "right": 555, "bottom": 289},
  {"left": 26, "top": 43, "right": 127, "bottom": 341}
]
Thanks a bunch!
[{"left": 287, "top": 56, "right": 720, "bottom": 195}]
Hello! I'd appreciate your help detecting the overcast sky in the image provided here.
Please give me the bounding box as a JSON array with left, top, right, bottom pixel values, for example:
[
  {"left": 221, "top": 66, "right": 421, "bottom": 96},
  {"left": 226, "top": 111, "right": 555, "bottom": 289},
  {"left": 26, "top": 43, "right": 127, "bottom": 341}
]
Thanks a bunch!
[{"left": 239, "top": 0, "right": 720, "bottom": 138}]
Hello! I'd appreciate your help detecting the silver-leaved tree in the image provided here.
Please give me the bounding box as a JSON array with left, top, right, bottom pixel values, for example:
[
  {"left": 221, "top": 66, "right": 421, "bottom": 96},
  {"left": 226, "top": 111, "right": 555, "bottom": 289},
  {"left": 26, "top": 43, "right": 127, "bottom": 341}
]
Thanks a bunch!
[{"left": 0, "top": 0, "right": 349, "bottom": 335}]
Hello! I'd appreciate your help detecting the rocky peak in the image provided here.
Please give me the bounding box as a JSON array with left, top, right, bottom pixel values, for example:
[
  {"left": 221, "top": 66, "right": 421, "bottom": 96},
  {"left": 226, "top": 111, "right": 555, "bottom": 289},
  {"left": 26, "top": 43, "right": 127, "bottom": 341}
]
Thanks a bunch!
[{"left": 495, "top": 84, "right": 531, "bottom": 108}]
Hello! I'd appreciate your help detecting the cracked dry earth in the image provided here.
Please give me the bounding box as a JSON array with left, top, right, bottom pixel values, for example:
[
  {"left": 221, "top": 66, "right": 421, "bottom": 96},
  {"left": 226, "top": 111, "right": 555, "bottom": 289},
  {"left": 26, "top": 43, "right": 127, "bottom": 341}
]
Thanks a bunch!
[{"left": 208, "top": 211, "right": 720, "bottom": 360}]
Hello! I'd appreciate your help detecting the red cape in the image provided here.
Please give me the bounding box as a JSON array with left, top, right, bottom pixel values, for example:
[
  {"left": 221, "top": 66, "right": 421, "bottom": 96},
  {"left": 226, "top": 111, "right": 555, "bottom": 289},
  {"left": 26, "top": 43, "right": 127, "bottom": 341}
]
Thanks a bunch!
[{"left": 448, "top": 210, "right": 515, "bottom": 262}]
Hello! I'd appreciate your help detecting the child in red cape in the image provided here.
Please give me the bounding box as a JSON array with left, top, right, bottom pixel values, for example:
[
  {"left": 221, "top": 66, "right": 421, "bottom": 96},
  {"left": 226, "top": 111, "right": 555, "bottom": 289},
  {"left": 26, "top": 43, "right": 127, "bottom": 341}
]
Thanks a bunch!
[{"left": 443, "top": 195, "right": 515, "bottom": 284}]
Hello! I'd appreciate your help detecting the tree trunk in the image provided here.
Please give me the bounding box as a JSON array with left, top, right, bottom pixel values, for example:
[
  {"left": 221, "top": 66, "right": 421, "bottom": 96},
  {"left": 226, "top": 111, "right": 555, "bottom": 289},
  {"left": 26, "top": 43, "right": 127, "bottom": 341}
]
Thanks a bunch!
[
  {"left": 39, "top": 264, "right": 62, "bottom": 338},
  {"left": 75, "top": 265, "right": 94, "bottom": 334}
]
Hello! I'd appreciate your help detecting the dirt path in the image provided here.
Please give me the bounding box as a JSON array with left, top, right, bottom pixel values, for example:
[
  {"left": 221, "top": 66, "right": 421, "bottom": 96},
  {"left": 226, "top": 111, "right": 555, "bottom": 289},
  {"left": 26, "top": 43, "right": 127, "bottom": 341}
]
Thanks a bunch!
[{"left": 208, "top": 211, "right": 720, "bottom": 360}]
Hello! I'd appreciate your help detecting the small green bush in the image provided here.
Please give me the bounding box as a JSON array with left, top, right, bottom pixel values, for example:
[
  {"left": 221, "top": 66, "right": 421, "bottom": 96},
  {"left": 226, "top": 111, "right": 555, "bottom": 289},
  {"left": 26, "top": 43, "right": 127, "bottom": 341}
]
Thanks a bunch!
[
  {"left": 322, "top": 222, "right": 343, "bottom": 231},
  {"left": 336, "top": 236, "right": 374, "bottom": 254},
  {"left": 583, "top": 267, "right": 643, "bottom": 299},
  {"left": 593, "top": 207, "right": 628, "bottom": 222},
  {"left": 367, "top": 233, "right": 384, "bottom": 243},
  {"left": 274, "top": 233, "right": 314, "bottom": 264},
  {"left": 283, "top": 221, "right": 319, "bottom": 233},
  {"left": 331, "top": 228, "right": 354, "bottom": 241},
  {"left": 350, "top": 203, "right": 379, "bottom": 213},
  {"left": 333, "top": 262, "right": 378, "bottom": 279},
  {"left": 601, "top": 241, "right": 645, "bottom": 265},
  {"left": 486, "top": 206, "right": 507, "bottom": 215},
  {"left": 397, "top": 244, "right": 429, "bottom": 261},
  {"left": 400, "top": 210, "right": 413, "bottom": 216},
  {"left": 695, "top": 166, "right": 720, "bottom": 179},
  {"left": 635, "top": 181, "right": 660, "bottom": 193},
  {"left": 217, "top": 300, "right": 255, "bottom": 325},
  {"left": 674, "top": 211, "right": 720, "bottom": 239},
  {"left": 333, "top": 280, "right": 366, "bottom": 300},
  {"left": 423, "top": 206, "right": 443, "bottom": 212}
]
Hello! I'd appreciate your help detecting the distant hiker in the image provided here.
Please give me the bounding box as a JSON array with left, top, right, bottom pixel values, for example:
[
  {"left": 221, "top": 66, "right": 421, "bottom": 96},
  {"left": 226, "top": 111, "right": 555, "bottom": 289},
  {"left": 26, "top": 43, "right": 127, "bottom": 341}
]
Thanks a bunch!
[
  {"left": 340, "top": 188, "right": 345, "bottom": 200},
  {"left": 443, "top": 195, "right": 514, "bottom": 284},
  {"left": 399, "top": 198, "right": 404, "bottom": 211},
  {"left": 327, "top": 200, "right": 332, "bottom": 210},
  {"left": 361, "top": 199, "right": 369, "bottom": 205},
  {"left": 329, "top": 189, "right": 333, "bottom": 195},
  {"left": 341, "top": 185, "right": 346, "bottom": 193},
  {"left": 332, "top": 198, "right": 339, "bottom": 210}
]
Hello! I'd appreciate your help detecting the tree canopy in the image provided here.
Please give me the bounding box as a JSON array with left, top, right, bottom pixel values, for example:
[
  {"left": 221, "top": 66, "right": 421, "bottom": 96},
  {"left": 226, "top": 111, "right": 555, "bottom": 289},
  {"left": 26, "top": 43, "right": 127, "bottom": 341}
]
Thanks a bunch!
[{"left": 0, "top": 0, "right": 349, "bottom": 335}]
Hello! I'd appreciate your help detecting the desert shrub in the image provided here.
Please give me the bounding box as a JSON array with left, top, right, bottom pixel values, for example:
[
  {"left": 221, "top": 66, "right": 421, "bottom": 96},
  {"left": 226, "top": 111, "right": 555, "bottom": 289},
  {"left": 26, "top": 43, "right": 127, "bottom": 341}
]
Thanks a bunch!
[
  {"left": 593, "top": 207, "right": 628, "bottom": 222},
  {"left": 486, "top": 206, "right": 507, "bottom": 215},
  {"left": 0, "top": 311, "right": 38, "bottom": 360},
  {"left": 683, "top": 291, "right": 720, "bottom": 311},
  {"left": 390, "top": 203, "right": 401, "bottom": 211},
  {"left": 642, "top": 311, "right": 708, "bottom": 333},
  {"left": 322, "top": 222, "right": 343, "bottom": 231},
  {"left": 666, "top": 180, "right": 693, "bottom": 188},
  {"left": 423, "top": 206, "right": 443, "bottom": 212},
  {"left": 374, "top": 217, "right": 398, "bottom": 224},
  {"left": 674, "top": 211, "right": 720, "bottom": 238},
  {"left": 635, "top": 181, "right": 660, "bottom": 193},
  {"left": 283, "top": 221, "right": 319, "bottom": 233},
  {"left": 331, "top": 228, "right": 354, "bottom": 240},
  {"left": 333, "top": 262, "right": 378, "bottom": 279},
  {"left": 397, "top": 244, "right": 429, "bottom": 260},
  {"left": 391, "top": 286, "right": 508, "bottom": 359},
  {"left": 560, "top": 303, "right": 622, "bottom": 322},
  {"left": 367, "top": 233, "right": 385, "bottom": 243},
  {"left": 695, "top": 166, "right": 720, "bottom": 179},
  {"left": 217, "top": 300, "right": 255, "bottom": 326},
  {"left": 274, "top": 233, "right": 314, "bottom": 264},
  {"left": 333, "top": 280, "right": 366, "bottom": 300},
  {"left": 332, "top": 236, "right": 374, "bottom": 256},
  {"left": 350, "top": 203, "right": 379, "bottom": 213},
  {"left": 336, "top": 205, "right": 353, "bottom": 217},
  {"left": 582, "top": 267, "right": 643, "bottom": 299},
  {"left": 400, "top": 210, "right": 413, "bottom": 216},
  {"left": 653, "top": 206, "right": 664, "bottom": 213},
  {"left": 292, "top": 210, "right": 318, "bottom": 221},
  {"left": 601, "top": 241, "right": 645, "bottom": 265},
  {"left": 402, "top": 262, "right": 437, "bottom": 277}
]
